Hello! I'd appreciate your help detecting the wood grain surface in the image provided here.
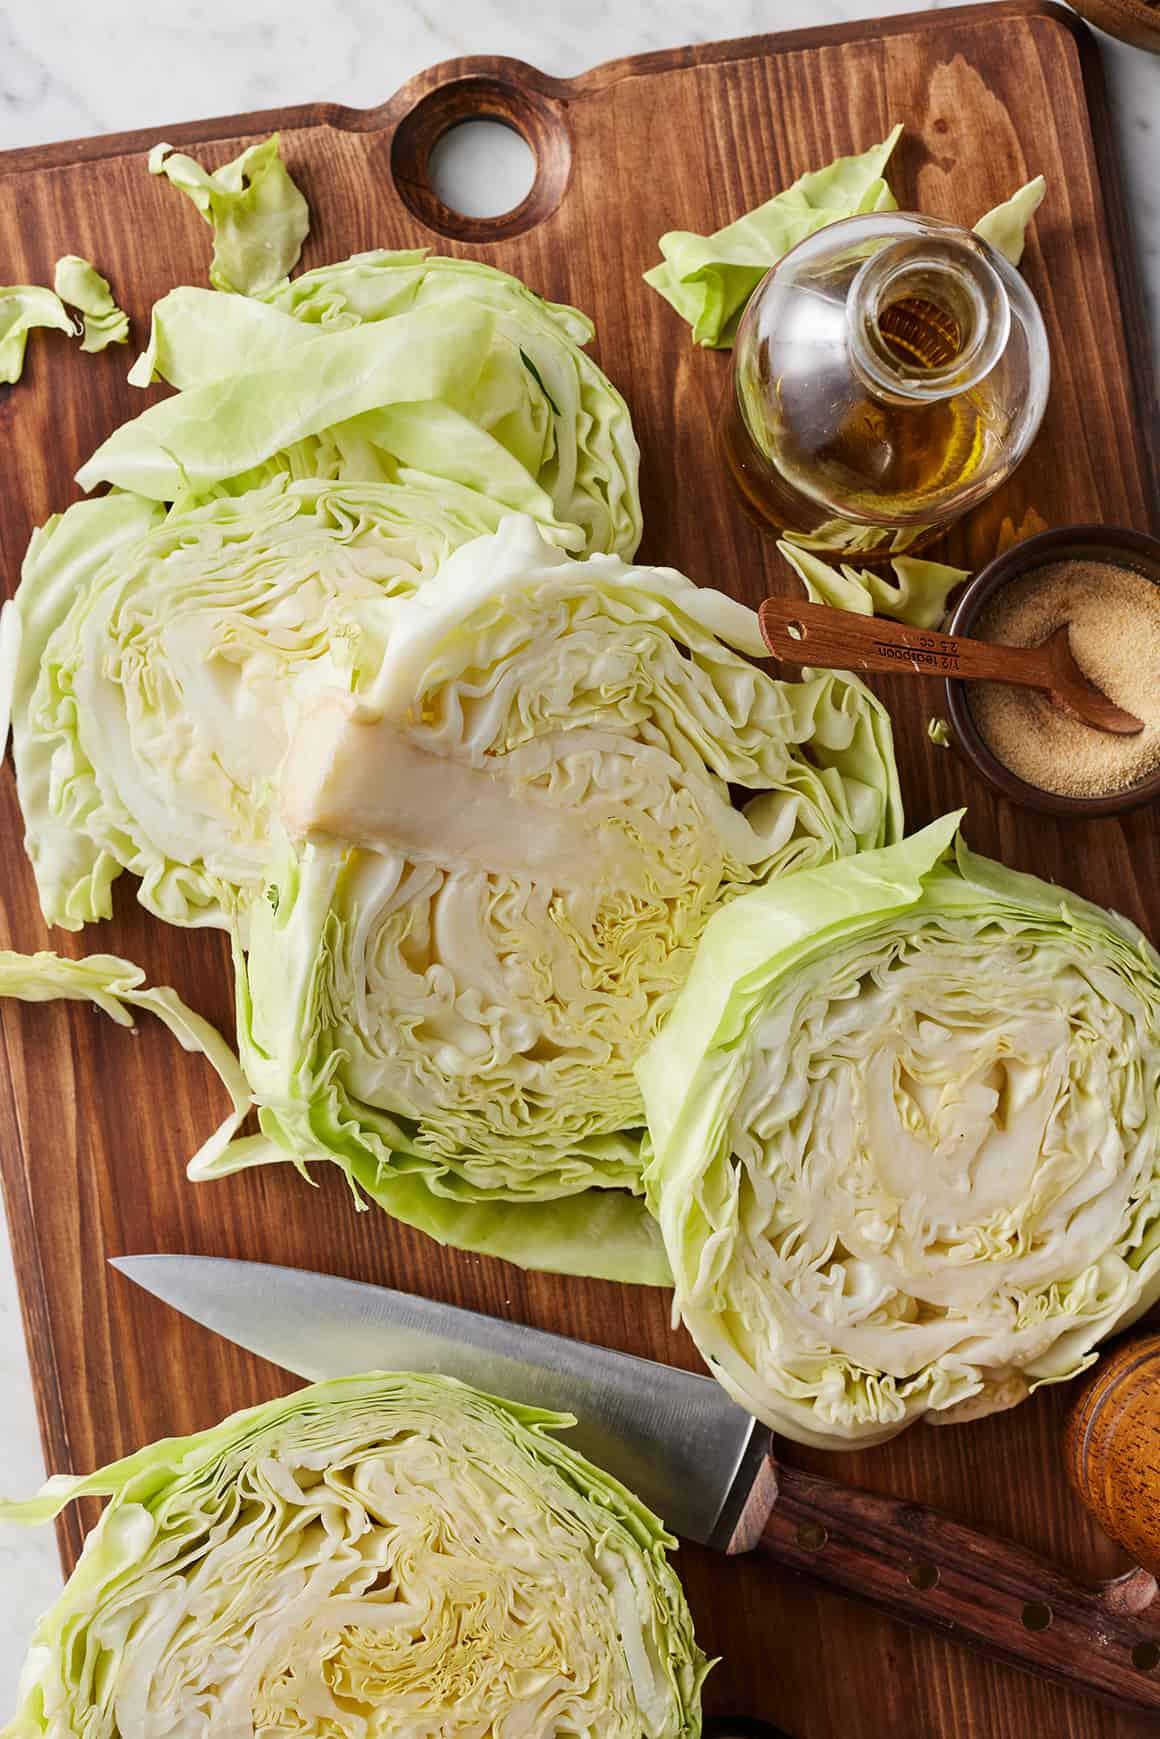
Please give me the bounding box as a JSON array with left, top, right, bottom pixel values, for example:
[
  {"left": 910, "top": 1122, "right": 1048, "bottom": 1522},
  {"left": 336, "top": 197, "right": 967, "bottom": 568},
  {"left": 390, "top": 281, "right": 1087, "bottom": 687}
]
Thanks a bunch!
[{"left": 1, "top": 5, "right": 1158, "bottom": 1735}]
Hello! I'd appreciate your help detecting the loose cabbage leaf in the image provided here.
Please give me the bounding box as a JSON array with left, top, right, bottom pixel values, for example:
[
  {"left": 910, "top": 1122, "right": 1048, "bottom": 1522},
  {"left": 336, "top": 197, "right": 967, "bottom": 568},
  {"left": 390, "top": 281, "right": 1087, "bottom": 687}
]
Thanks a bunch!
[
  {"left": 148, "top": 132, "right": 310, "bottom": 295},
  {"left": 640, "top": 815, "right": 1160, "bottom": 1447},
  {"left": 1, "top": 1372, "right": 707, "bottom": 1739},
  {"left": 53, "top": 255, "right": 129, "bottom": 352},
  {"left": 777, "top": 540, "right": 969, "bottom": 628},
  {"left": 646, "top": 136, "right": 1045, "bottom": 348},
  {"left": 0, "top": 285, "right": 74, "bottom": 384},
  {"left": 222, "top": 515, "right": 901, "bottom": 1279},
  {"left": 644, "top": 127, "right": 902, "bottom": 347},
  {"left": 974, "top": 175, "right": 1047, "bottom": 266},
  {"left": 126, "top": 249, "right": 642, "bottom": 558},
  {"left": 81, "top": 302, "right": 507, "bottom": 499},
  {"left": 4, "top": 477, "right": 540, "bottom": 934},
  {"left": 0, "top": 949, "right": 253, "bottom": 1174}
]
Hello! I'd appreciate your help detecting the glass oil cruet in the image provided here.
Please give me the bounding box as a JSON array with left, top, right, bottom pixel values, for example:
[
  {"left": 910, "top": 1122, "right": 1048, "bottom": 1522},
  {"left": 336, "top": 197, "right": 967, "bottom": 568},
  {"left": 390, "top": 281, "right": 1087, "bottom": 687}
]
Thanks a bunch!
[{"left": 719, "top": 211, "right": 1051, "bottom": 558}]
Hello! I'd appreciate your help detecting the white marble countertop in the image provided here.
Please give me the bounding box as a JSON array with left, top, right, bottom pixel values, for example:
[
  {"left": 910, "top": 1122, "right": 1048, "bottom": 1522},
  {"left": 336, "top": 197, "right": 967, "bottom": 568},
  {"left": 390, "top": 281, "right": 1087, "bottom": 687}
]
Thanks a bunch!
[{"left": 1, "top": 0, "right": 1157, "bottom": 1710}]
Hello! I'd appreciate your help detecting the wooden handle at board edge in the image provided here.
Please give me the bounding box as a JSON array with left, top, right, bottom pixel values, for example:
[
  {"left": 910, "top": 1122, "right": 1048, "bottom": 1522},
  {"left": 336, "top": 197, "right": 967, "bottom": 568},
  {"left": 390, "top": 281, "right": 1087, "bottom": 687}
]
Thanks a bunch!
[{"left": 718, "top": 1332, "right": 1160, "bottom": 1715}]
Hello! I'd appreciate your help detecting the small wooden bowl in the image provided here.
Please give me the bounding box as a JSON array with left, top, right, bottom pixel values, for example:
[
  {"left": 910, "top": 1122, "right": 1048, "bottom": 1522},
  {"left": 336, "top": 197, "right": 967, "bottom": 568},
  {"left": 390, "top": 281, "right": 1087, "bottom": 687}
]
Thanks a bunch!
[
  {"left": 1068, "top": 0, "right": 1160, "bottom": 54},
  {"left": 944, "top": 524, "right": 1160, "bottom": 817}
]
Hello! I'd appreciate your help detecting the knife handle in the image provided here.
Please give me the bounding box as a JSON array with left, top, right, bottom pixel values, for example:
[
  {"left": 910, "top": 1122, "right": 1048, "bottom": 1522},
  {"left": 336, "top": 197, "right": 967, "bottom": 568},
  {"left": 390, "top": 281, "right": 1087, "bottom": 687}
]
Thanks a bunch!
[{"left": 727, "top": 1457, "right": 1160, "bottom": 1713}]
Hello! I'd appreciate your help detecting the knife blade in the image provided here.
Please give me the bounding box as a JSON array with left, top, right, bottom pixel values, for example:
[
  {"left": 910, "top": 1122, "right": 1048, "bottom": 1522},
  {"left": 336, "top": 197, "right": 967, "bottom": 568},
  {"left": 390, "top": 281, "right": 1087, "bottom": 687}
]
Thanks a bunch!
[
  {"left": 111, "top": 1252, "right": 1160, "bottom": 1716},
  {"left": 109, "top": 1253, "right": 767, "bottom": 1546}
]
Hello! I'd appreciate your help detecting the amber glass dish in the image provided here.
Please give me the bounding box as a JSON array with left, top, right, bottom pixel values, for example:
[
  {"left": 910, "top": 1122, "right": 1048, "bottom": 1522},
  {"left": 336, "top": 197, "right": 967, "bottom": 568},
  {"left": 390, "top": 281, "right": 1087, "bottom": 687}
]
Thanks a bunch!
[{"left": 944, "top": 524, "right": 1160, "bottom": 817}]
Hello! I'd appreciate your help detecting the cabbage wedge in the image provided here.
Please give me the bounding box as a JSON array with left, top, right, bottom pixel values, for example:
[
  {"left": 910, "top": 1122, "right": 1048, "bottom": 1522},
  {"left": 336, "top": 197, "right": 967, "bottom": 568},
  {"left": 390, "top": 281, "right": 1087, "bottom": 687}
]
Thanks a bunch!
[
  {"left": 2, "top": 1373, "right": 707, "bottom": 1739},
  {"left": 2, "top": 477, "right": 563, "bottom": 934},
  {"left": 225, "top": 515, "right": 901, "bottom": 1279},
  {"left": 640, "top": 815, "right": 1160, "bottom": 1447}
]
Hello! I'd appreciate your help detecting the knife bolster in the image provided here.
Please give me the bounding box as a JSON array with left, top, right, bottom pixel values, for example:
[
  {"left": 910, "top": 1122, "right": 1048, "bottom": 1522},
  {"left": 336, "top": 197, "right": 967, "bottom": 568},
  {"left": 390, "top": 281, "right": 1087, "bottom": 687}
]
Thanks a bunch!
[{"left": 724, "top": 1452, "right": 780, "bottom": 1555}]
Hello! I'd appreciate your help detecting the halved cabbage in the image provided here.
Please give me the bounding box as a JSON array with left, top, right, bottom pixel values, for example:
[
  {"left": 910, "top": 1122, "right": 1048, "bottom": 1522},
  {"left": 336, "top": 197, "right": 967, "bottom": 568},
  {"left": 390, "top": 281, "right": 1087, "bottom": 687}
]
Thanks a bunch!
[
  {"left": 639, "top": 815, "right": 1160, "bottom": 1447},
  {"left": 2, "top": 477, "right": 539, "bottom": 933},
  {"left": 1, "top": 1372, "right": 707, "bottom": 1739},
  {"left": 117, "top": 248, "right": 641, "bottom": 558},
  {"left": 223, "top": 516, "right": 901, "bottom": 1278}
]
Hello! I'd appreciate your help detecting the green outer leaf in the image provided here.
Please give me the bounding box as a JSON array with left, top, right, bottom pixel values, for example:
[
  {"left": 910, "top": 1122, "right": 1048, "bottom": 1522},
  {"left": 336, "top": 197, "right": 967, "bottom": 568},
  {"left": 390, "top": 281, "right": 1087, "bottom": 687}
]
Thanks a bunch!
[
  {"left": 1, "top": 1372, "right": 707, "bottom": 1739},
  {"left": 643, "top": 126, "right": 902, "bottom": 348},
  {"left": 148, "top": 132, "right": 310, "bottom": 295},
  {"left": 0, "top": 493, "right": 166, "bottom": 928},
  {"left": 0, "top": 286, "right": 74, "bottom": 384},
  {"left": 639, "top": 816, "right": 1160, "bottom": 1447},
  {"left": 777, "top": 540, "right": 969, "bottom": 629},
  {"left": 128, "top": 249, "right": 642, "bottom": 559},
  {"left": 0, "top": 949, "right": 252, "bottom": 1174},
  {"left": 974, "top": 175, "right": 1046, "bottom": 266},
  {"left": 264, "top": 251, "right": 639, "bottom": 557},
  {"left": 52, "top": 256, "right": 129, "bottom": 352},
  {"left": 199, "top": 1117, "right": 676, "bottom": 1286},
  {"left": 645, "top": 141, "right": 1045, "bottom": 348},
  {"left": 78, "top": 301, "right": 501, "bottom": 499}
]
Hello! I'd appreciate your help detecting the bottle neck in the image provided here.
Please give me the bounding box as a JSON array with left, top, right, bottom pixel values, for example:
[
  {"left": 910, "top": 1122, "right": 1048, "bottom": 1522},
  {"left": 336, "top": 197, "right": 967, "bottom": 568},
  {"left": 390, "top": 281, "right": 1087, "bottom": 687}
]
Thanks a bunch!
[{"left": 846, "top": 235, "right": 1011, "bottom": 405}]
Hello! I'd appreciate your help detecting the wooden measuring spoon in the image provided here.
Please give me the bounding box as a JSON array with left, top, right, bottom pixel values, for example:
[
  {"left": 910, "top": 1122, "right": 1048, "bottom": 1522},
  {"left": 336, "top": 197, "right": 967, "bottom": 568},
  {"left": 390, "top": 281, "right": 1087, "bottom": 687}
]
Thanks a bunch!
[{"left": 758, "top": 598, "right": 1144, "bottom": 735}]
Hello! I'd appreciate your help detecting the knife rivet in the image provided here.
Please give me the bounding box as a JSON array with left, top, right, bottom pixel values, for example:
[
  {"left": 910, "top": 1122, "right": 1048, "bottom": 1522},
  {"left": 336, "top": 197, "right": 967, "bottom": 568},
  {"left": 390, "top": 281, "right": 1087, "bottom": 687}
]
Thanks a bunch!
[
  {"left": 906, "top": 1559, "right": 940, "bottom": 1591},
  {"left": 1132, "top": 1641, "right": 1160, "bottom": 1672},
  {"left": 796, "top": 1520, "right": 828, "bottom": 1552},
  {"left": 1021, "top": 1600, "right": 1053, "bottom": 1632}
]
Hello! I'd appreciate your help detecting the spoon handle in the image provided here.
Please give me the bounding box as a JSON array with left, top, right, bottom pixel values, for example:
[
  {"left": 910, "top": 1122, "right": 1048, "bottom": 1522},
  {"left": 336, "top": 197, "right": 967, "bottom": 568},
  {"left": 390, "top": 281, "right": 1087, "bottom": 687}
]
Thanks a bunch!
[{"left": 758, "top": 598, "right": 1049, "bottom": 690}]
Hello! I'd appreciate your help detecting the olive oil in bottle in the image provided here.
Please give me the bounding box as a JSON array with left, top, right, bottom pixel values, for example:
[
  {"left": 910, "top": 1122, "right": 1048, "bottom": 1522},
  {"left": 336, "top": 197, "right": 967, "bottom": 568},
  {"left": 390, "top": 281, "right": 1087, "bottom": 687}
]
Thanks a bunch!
[{"left": 720, "top": 213, "right": 1050, "bottom": 559}]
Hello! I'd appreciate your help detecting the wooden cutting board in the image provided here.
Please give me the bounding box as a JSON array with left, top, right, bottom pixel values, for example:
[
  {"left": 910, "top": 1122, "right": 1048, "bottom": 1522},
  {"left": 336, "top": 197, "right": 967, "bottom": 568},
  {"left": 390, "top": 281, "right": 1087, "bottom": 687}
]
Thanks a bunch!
[{"left": 1, "top": 4, "right": 1157, "bottom": 1733}]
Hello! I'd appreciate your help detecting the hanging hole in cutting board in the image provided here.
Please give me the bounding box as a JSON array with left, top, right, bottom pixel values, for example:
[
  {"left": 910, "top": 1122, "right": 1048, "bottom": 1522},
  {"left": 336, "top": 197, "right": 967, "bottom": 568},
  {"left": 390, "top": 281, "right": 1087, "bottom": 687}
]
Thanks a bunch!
[
  {"left": 428, "top": 121, "right": 535, "bottom": 219},
  {"left": 390, "top": 70, "right": 571, "bottom": 242}
]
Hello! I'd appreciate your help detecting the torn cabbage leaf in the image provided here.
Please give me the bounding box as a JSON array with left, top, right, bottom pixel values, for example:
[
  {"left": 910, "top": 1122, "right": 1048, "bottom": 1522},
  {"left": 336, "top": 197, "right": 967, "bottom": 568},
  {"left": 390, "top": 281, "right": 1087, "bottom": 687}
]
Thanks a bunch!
[
  {"left": 0, "top": 285, "right": 73, "bottom": 384},
  {"left": 123, "top": 249, "right": 642, "bottom": 558},
  {"left": 644, "top": 127, "right": 902, "bottom": 347},
  {"left": 777, "top": 540, "right": 968, "bottom": 628},
  {"left": 148, "top": 132, "right": 310, "bottom": 295},
  {"left": 2, "top": 477, "right": 538, "bottom": 934},
  {"left": 639, "top": 815, "right": 1160, "bottom": 1447},
  {"left": 53, "top": 256, "right": 129, "bottom": 352},
  {"left": 0, "top": 948, "right": 253, "bottom": 1175},
  {"left": 647, "top": 126, "right": 1045, "bottom": 348},
  {"left": 224, "top": 515, "right": 901, "bottom": 1280},
  {"left": 975, "top": 175, "right": 1046, "bottom": 267},
  {"left": 1, "top": 1373, "right": 707, "bottom": 1739}
]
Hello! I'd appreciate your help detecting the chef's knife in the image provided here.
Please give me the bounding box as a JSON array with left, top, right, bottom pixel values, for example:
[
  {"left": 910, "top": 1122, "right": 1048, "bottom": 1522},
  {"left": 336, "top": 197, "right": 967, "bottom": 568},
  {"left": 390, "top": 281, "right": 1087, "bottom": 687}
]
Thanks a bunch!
[{"left": 111, "top": 1254, "right": 1160, "bottom": 1714}]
